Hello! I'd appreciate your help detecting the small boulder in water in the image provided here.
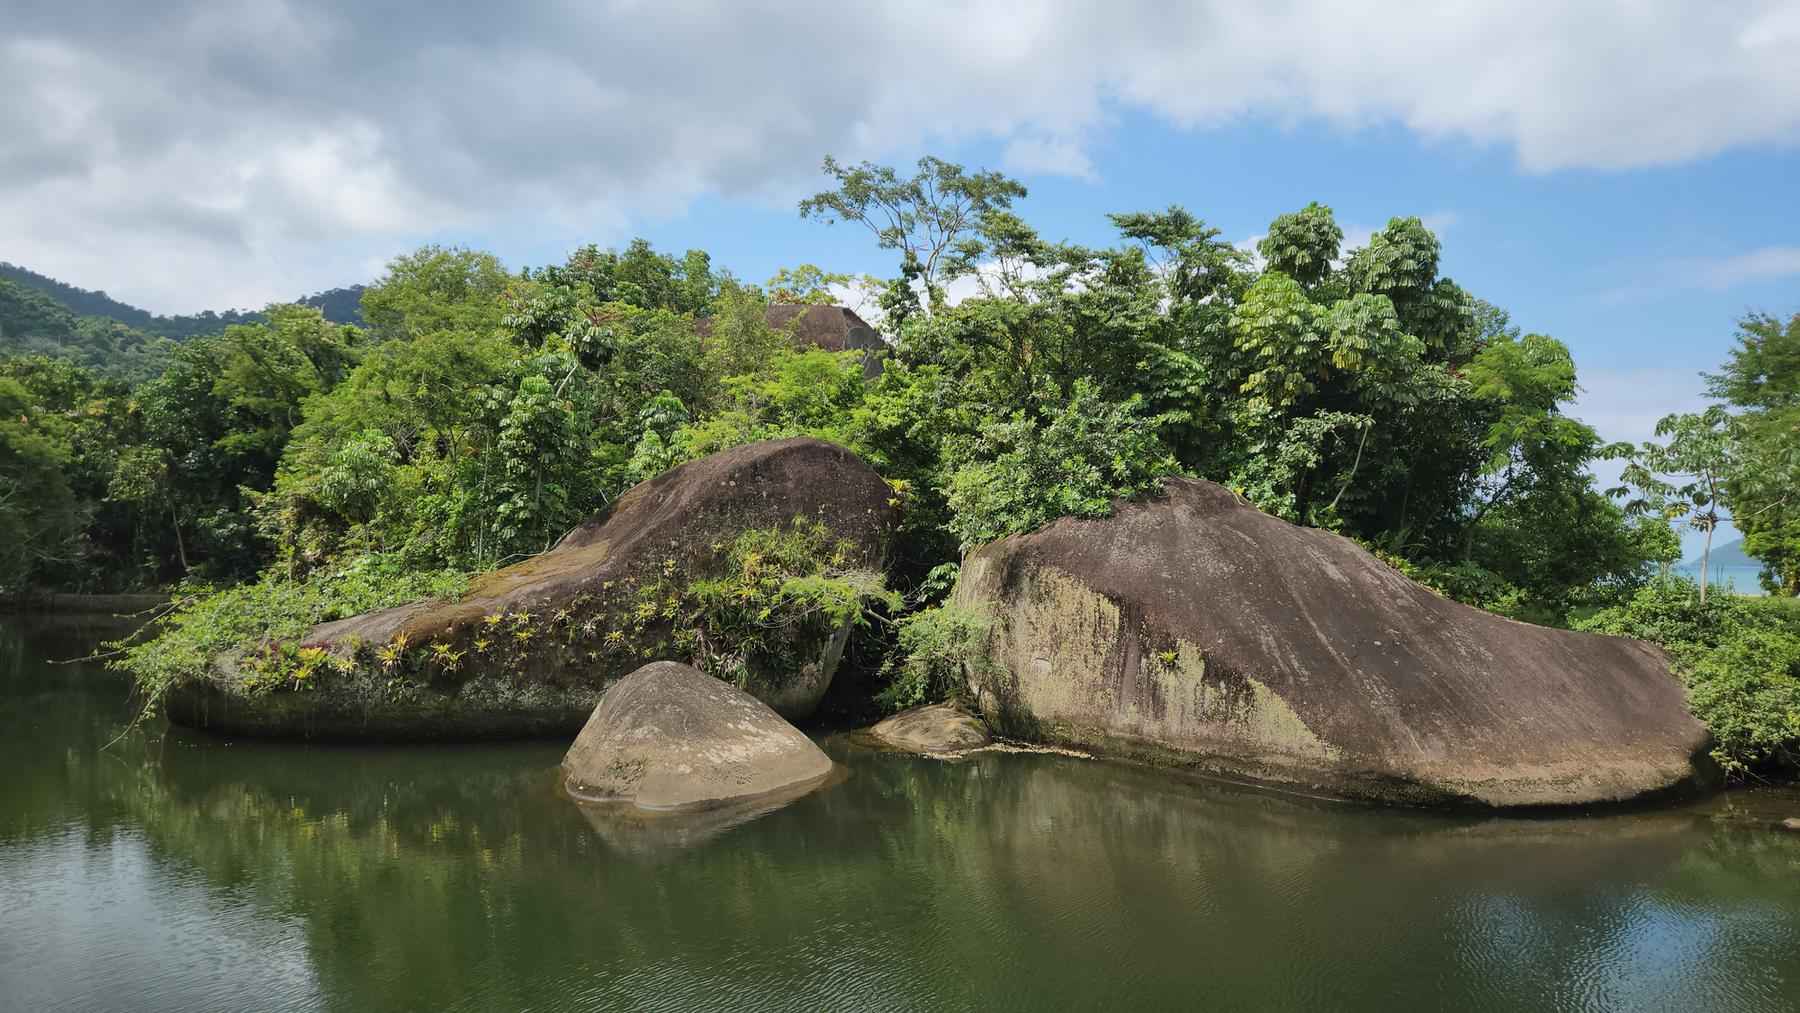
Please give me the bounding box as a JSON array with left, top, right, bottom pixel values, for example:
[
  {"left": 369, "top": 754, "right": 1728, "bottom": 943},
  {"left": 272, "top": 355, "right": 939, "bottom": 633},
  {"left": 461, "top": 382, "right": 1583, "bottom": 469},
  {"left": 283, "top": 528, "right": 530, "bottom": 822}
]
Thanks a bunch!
[
  {"left": 562, "top": 661, "right": 833, "bottom": 811},
  {"left": 870, "top": 702, "right": 991, "bottom": 753}
]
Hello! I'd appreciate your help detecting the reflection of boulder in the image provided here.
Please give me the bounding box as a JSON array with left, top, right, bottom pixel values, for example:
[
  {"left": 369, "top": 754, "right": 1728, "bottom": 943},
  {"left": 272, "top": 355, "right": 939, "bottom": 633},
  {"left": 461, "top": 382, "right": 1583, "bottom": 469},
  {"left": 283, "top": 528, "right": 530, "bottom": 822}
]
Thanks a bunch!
[
  {"left": 562, "top": 661, "right": 834, "bottom": 811},
  {"left": 956, "top": 478, "right": 1714, "bottom": 807},
  {"left": 575, "top": 769, "right": 846, "bottom": 858},
  {"left": 869, "top": 702, "right": 991, "bottom": 753},
  {"left": 167, "top": 438, "right": 898, "bottom": 740},
  {"left": 118, "top": 710, "right": 1794, "bottom": 1013}
]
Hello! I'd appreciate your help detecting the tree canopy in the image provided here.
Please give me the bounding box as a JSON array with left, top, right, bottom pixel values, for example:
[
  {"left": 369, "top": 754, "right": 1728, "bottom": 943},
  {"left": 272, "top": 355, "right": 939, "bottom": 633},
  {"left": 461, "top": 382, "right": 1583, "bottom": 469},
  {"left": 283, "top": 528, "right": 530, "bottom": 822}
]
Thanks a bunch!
[{"left": 11, "top": 154, "right": 1798, "bottom": 773}]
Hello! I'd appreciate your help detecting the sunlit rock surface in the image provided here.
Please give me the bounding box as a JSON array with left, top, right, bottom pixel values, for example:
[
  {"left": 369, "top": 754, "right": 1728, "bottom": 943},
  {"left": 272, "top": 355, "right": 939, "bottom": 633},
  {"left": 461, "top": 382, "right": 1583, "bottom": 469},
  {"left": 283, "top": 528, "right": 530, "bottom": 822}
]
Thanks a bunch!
[
  {"left": 869, "top": 702, "right": 991, "bottom": 753},
  {"left": 955, "top": 478, "right": 1715, "bottom": 808},
  {"left": 562, "top": 661, "right": 833, "bottom": 811}
]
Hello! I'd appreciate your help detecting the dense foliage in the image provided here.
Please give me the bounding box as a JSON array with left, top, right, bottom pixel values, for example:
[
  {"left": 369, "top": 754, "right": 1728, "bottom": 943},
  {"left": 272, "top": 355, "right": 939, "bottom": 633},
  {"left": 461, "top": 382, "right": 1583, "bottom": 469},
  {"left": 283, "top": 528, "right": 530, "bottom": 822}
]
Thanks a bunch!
[
  {"left": 1706, "top": 312, "right": 1800, "bottom": 595},
  {"left": 4, "top": 155, "right": 1794, "bottom": 767},
  {"left": 1577, "top": 579, "right": 1800, "bottom": 774}
]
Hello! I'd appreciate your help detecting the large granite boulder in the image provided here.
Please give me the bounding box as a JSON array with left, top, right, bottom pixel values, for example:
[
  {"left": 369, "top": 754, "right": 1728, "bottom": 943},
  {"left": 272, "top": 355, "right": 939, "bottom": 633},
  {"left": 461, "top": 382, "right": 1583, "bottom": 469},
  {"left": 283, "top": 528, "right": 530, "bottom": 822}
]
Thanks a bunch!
[
  {"left": 167, "top": 438, "right": 898, "bottom": 740},
  {"left": 954, "top": 478, "right": 1714, "bottom": 808},
  {"left": 562, "top": 661, "right": 834, "bottom": 810},
  {"left": 765, "top": 304, "right": 886, "bottom": 377},
  {"left": 698, "top": 305, "right": 887, "bottom": 377}
]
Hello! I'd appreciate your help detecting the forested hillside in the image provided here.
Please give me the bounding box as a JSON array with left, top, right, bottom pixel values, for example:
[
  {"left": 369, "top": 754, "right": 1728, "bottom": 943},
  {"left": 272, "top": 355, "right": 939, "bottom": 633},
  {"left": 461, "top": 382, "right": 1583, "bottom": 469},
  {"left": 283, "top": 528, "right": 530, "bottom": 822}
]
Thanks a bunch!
[
  {"left": 3, "top": 157, "right": 1796, "bottom": 774},
  {"left": 0, "top": 261, "right": 365, "bottom": 379},
  {"left": 0, "top": 277, "right": 176, "bottom": 380}
]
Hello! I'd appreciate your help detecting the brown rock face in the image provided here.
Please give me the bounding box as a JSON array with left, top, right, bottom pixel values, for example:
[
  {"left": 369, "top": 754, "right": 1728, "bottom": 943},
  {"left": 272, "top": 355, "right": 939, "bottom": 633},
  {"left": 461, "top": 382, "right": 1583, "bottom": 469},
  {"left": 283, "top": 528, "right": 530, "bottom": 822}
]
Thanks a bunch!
[
  {"left": 700, "top": 304, "right": 887, "bottom": 377},
  {"left": 562, "top": 661, "right": 834, "bottom": 811},
  {"left": 167, "top": 438, "right": 897, "bottom": 739},
  {"left": 954, "top": 478, "right": 1714, "bottom": 808},
  {"left": 870, "top": 703, "right": 991, "bottom": 753}
]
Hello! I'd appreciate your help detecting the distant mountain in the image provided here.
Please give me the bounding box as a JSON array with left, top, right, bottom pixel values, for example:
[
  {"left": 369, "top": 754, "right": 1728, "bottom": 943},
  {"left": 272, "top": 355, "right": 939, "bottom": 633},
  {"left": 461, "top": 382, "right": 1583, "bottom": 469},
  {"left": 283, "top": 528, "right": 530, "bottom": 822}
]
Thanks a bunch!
[
  {"left": 1675, "top": 538, "right": 1765, "bottom": 595},
  {"left": 1681, "top": 538, "right": 1755, "bottom": 570},
  {"left": 0, "top": 276, "right": 174, "bottom": 381},
  {"left": 0, "top": 262, "right": 367, "bottom": 380},
  {"left": 296, "top": 286, "right": 366, "bottom": 327},
  {"left": 0, "top": 262, "right": 366, "bottom": 339}
]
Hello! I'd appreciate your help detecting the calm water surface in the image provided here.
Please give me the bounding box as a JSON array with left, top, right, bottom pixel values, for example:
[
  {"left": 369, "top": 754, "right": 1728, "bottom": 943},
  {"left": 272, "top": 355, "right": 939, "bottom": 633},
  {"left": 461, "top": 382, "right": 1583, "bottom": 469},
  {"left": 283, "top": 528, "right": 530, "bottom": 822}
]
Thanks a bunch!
[{"left": 4, "top": 616, "right": 1800, "bottom": 1012}]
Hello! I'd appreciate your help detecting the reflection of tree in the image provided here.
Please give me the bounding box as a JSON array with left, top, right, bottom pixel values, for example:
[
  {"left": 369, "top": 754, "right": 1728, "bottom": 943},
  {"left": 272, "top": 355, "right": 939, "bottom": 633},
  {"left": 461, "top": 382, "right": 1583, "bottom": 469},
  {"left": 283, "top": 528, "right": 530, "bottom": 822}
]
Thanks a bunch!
[
  {"left": 0, "top": 617, "right": 149, "bottom": 846},
  {"left": 108, "top": 725, "right": 1800, "bottom": 1011},
  {"left": 0, "top": 619, "right": 1784, "bottom": 1013}
]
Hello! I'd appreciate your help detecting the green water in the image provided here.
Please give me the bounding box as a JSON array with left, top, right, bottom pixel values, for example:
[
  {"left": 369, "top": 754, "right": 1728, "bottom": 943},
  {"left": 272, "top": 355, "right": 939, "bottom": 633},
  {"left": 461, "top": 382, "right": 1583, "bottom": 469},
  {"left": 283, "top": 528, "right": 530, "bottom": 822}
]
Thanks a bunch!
[{"left": 5, "top": 618, "right": 1800, "bottom": 1012}]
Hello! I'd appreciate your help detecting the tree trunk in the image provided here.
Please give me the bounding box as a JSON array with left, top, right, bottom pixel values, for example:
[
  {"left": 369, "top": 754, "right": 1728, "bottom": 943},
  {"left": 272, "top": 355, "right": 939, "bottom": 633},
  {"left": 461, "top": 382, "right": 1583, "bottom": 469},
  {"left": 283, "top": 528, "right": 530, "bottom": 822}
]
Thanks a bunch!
[
  {"left": 1325, "top": 423, "right": 1372, "bottom": 515},
  {"left": 168, "top": 497, "right": 189, "bottom": 574},
  {"left": 1699, "top": 522, "right": 1714, "bottom": 605}
]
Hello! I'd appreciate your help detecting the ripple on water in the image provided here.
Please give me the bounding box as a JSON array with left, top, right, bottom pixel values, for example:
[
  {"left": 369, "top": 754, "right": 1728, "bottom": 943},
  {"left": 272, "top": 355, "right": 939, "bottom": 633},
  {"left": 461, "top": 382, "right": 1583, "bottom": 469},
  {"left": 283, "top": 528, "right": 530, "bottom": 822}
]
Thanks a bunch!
[{"left": 0, "top": 827, "right": 322, "bottom": 1013}]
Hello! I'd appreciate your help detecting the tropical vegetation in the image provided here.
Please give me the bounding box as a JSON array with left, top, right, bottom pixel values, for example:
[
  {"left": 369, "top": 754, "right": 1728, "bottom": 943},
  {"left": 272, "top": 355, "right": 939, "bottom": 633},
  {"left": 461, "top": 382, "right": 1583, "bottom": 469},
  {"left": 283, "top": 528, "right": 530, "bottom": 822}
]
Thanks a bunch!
[{"left": 2, "top": 155, "right": 1795, "bottom": 774}]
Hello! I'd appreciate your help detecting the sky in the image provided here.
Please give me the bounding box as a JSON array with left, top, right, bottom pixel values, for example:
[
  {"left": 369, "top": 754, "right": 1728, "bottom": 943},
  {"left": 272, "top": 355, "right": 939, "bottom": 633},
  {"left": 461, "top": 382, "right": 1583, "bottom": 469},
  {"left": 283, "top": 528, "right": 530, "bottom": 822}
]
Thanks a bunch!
[{"left": 6, "top": 1, "right": 1799, "bottom": 553}]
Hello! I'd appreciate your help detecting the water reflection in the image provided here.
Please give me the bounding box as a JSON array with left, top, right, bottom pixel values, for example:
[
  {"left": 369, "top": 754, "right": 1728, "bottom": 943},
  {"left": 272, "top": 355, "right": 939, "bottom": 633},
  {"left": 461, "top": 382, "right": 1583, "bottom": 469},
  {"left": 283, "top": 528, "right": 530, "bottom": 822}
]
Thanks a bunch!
[
  {"left": 574, "top": 766, "right": 846, "bottom": 858},
  {"left": 4, "top": 617, "right": 1800, "bottom": 1012}
]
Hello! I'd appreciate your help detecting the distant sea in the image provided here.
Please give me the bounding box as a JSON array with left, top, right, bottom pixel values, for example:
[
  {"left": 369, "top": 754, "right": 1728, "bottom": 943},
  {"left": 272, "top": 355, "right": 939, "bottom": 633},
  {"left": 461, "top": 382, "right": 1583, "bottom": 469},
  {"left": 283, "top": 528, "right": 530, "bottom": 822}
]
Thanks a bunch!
[{"left": 1671, "top": 562, "right": 1766, "bottom": 596}]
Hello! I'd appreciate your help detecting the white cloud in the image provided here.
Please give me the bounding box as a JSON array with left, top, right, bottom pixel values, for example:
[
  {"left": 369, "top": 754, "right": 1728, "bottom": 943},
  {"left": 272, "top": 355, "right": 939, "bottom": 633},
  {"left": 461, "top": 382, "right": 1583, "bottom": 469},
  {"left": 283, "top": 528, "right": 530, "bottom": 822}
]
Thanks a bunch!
[
  {"left": 1002, "top": 134, "right": 1099, "bottom": 182},
  {"left": 1696, "top": 246, "right": 1800, "bottom": 289},
  {"left": 1600, "top": 244, "right": 1800, "bottom": 303},
  {"left": 4, "top": 1, "right": 1799, "bottom": 310},
  {"left": 1572, "top": 365, "right": 1709, "bottom": 449}
]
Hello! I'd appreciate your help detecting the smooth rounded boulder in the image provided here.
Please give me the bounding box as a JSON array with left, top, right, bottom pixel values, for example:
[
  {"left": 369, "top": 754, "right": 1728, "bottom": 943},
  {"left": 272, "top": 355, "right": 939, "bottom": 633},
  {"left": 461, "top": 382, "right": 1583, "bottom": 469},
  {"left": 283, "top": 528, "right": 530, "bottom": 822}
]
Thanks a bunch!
[
  {"left": 954, "top": 478, "right": 1714, "bottom": 808},
  {"left": 167, "top": 438, "right": 898, "bottom": 740},
  {"left": 870, "top": 703, "right": 991, "bottom": 753},
  {"left": 562, "top": 661, "right": 834, "bottom": 810}
]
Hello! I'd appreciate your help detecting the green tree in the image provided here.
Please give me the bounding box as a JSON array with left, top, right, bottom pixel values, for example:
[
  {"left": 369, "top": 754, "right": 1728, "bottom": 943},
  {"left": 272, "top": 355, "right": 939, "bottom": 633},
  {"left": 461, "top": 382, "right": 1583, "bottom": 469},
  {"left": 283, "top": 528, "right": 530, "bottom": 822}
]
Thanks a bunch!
[
  {"left": 539, "top": 240, "right": 716, "bottom": 316},
  {"left": 1461, "top": 332, "right": 1596, "bottom": 555},
  {"left": 107, "top": 445, "right": 184, "bottom": 571},
  {"left": 0, "top": 374, "right": 82, "bottom": 590},
  {"left": 765, "top": 264, "right": 853, "bottom": 305},
  {"left": 800, "top": 155, "right": 1027, "bottom": 310},
  {"left": 1615, "top": 407, "right": 1738, "bottom": 604},
  {"left": 1707, "top": 311, "right": 1800, "bottom": 594},
  {"left": 211, "top": 306, "right": 363, "bottom": 458},
  {"left": 1258, "top": 201, "right": 1343, "bottom": 289},
  {"left": 360, "top": 246, "right": 513, "bottom": 342}
]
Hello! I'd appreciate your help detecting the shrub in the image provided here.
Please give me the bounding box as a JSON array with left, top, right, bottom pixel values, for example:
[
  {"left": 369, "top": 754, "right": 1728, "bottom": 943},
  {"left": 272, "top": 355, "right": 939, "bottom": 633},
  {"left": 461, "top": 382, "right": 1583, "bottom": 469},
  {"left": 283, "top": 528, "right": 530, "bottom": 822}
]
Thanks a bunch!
[
  {"left": 878, "top": 603, "right": 995, "bottom": 711},
  {"left": 1684, "top": 628, "right": 1800, "bottom": 773},
  {"left": 1576, "top": 577, "right": 1800, "bottom": 775},
  {"left": 678, "top": 518, "right": 897, "bottom": 690},
  {"left": 944, "top": 378, "right": 1179, "bottom": 548},
  {"left": 112, "top": 557, "right": 468, "bottom": 714}
]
